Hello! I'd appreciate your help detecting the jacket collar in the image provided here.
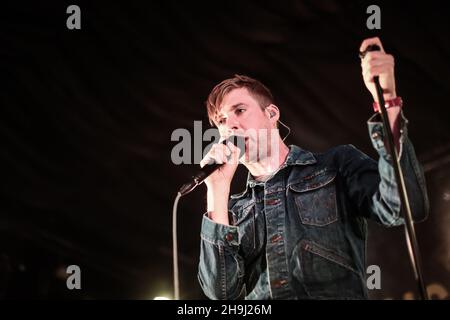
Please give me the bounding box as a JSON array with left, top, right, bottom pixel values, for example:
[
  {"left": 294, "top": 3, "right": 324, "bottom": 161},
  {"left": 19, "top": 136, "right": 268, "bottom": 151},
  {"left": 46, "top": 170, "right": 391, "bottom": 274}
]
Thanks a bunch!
[
  {"left": 231, "top": 145, "right": 317, "bottom": 199},
  {"left": 283, "top": 144, "right": 317, "bottom": 166}
]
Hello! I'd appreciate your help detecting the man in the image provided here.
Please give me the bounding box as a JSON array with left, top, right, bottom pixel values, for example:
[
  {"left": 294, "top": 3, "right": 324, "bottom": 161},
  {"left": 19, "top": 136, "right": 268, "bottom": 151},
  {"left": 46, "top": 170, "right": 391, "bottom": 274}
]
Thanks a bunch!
[{"left": 197, "top": 37, "right": 429, "bottom": 299}]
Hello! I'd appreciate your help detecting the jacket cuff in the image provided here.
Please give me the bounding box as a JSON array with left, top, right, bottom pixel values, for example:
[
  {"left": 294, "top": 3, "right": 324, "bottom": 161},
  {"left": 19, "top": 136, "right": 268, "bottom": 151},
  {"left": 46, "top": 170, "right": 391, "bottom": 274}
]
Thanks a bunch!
[
  {"left": 200, "top": 212, "right": 240, "bottom": 246},
  {"left": 367, "top": 110, "right": 408, "bottom": 160}
]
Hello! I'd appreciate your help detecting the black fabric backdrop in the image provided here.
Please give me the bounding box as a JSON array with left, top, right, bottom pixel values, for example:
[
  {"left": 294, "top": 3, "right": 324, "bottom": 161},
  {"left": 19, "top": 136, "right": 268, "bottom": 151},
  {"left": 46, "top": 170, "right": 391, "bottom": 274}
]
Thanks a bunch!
[{"left": 1, "top": 1, "right": 449, "bottom": 299}]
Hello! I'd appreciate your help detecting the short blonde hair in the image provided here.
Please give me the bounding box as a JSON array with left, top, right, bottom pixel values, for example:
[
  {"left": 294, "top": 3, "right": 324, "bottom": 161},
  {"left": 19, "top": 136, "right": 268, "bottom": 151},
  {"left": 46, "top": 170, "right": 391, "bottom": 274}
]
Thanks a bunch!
[{"left": 206, "top": 74, "right": 274, "bottom": 126}]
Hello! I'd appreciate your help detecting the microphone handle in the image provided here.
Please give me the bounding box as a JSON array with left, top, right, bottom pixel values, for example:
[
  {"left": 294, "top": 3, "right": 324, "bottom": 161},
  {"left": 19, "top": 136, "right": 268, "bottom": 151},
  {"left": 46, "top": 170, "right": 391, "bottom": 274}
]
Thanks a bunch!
[{"left": 178, "top": 135, "right": 244, "bottom": 196}]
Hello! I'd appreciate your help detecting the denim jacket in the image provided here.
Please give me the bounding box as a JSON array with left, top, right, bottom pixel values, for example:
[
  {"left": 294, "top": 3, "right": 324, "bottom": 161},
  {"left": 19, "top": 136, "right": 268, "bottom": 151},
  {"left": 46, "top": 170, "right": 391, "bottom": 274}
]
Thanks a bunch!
[{"left": 198, "top": 112, "right": 429, "bottom": 300}]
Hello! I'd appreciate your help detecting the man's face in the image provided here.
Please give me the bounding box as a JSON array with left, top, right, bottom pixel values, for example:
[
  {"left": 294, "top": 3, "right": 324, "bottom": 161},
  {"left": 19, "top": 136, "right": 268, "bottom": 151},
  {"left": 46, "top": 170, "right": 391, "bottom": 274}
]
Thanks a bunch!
[
  {"left": 216, "top": 87, "right": 277, "bottom": 162},
  {"left": 216, "top": 87, "right": 272, "bottom": 137}
]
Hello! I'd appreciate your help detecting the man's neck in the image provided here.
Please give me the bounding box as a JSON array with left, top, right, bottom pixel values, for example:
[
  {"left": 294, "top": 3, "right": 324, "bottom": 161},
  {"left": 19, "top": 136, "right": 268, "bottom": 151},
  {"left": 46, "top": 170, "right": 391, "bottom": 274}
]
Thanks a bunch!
[{"left": 244, "top": 138, "right": 290, "bottom": 181}]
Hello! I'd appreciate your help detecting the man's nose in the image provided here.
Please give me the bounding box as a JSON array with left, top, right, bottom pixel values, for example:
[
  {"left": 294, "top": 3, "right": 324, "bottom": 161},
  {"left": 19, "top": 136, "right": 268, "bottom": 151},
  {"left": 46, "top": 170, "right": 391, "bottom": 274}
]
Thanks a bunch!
[
  {"left": 224, "top": 115, "right": 240, "bottom": 130},
  {"left": 222, "top": 120, "right": 240, "bottom": 138}
]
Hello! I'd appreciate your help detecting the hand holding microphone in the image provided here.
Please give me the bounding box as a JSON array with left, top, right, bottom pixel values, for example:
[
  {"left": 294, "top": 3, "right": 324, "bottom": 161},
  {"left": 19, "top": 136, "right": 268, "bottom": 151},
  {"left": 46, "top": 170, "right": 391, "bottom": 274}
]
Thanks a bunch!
[
  {"left": 200, "top": 136, "right": 243, "bottom": 189},
  {"left": 178, "top": 135, "right": 244, "bottom": 196}
]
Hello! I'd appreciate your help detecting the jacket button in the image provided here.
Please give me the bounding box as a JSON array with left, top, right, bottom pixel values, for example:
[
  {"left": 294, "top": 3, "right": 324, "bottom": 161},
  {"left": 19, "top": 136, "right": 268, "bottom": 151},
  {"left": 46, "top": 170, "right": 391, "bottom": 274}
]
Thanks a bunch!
[
  {"left": 272, "top": 279, "right": 287, "bottom": 288},
  {"left": 271, "top": 234, "right": 282, "bottom": 243},
  {"left": 266, "top": 199, "right": 279, "bottom": 206},
  {"left": 225, "top": 233, "right": 234, "bottom": 241},
  {"left": 372, "top": 132, "right": 381, "bottom": 140}
]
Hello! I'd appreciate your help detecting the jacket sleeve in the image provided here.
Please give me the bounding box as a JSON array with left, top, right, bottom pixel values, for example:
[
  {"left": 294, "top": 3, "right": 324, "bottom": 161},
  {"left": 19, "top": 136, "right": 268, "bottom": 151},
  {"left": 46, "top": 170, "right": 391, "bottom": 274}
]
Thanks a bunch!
[
  {"left": 197, "top": 212, "right": 246, "bottom": 299},
  {"left": 340, "top": 111, "right": 429, "bottom": 226}
]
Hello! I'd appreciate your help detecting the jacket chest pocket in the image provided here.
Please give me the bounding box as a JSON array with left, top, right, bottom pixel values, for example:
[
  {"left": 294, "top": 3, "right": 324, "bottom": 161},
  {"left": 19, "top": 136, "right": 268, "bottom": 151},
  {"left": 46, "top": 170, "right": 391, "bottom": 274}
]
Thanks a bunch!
[{"left": 288, "top": 171, "right": 338, "bottom": 226}]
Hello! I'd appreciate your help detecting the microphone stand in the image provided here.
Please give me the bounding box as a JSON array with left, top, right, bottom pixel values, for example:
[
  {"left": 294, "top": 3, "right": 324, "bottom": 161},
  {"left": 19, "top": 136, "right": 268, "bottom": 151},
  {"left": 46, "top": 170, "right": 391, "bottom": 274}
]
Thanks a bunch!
[{"left": 365, "top": 45, "right": 428, "bottom": 300}]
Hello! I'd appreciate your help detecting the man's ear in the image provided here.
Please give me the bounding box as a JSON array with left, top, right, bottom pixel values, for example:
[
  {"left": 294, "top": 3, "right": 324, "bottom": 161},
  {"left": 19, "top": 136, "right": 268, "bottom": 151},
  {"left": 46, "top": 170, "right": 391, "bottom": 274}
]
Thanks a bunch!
[{"left": 265, "top": 104, "right": 280, "bottom": 123}]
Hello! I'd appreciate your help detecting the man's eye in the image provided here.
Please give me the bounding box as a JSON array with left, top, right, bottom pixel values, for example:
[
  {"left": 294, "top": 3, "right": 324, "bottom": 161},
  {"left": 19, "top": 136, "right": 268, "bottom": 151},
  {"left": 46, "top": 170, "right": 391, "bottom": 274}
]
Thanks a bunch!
[
  {"left": 218, "top": 119, "right": 225, "bottom": 124},
  {"left": 236, "top": 108, "right": 245, "bottom": 114}
]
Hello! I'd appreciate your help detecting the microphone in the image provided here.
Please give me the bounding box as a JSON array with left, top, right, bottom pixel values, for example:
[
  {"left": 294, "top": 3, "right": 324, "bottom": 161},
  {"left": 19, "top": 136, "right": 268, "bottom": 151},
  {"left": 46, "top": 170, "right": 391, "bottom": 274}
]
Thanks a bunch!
[{"left": 178, "top": 135, "right": 245, "bottom": 196}]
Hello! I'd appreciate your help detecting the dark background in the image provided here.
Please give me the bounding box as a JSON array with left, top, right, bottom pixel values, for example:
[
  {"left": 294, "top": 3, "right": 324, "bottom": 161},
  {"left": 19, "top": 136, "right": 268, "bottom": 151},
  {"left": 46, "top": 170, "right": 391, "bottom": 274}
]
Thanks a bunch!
[{"left": 1, "top": 1, "right": 449, "bottom": 299}]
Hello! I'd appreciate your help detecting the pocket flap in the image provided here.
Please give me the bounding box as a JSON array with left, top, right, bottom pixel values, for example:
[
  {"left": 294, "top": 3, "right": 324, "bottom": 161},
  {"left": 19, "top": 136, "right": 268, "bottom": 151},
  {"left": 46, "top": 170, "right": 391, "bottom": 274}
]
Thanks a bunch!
[{"left": 289, "top": 170, "right": 336, "bottom": 193}]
